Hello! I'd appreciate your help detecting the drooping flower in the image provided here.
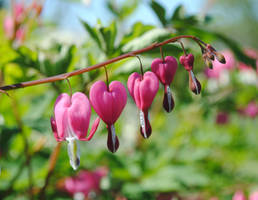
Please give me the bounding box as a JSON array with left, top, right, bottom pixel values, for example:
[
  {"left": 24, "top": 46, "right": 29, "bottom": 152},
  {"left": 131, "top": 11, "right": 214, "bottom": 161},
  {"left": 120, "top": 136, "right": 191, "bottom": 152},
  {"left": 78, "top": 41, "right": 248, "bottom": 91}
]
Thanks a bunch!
[
  {"left": 233, "top": 190, "right": 246, "bottom": 200},
  {"left": 180, "top": 53, "right": 201, "bottom": 94},
  {"left": 151, "top": 56, "right": 178, "bottom": 112},
  {"left": 239, "top": 101, "right": 258, "bottom": 118},
  {"left": 127, "top": 71, "right": 159, "bottom": 138},
  {"left": 14, "top": 2, "right": 25, "bottom": 24},
  {"left": 62, "top": 167, "right": 108, "bottom": 199},
  {"left": 89, "top": 81, "right": 127, "bottom": 153},
  {"left": 51, "top": 92, "right": 100, "bottom": 170}
]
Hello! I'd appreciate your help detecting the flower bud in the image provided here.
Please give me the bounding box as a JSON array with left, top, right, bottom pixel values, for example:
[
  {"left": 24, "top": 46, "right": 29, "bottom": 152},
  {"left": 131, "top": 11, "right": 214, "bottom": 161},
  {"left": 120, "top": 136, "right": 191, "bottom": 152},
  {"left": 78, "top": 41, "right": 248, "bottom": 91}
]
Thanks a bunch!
[
  {"left": 215, "top": 52, "right": 226, "bottom": 64},
  {"left": 205, "top": 58, "right": 213, "bottom": 69}
]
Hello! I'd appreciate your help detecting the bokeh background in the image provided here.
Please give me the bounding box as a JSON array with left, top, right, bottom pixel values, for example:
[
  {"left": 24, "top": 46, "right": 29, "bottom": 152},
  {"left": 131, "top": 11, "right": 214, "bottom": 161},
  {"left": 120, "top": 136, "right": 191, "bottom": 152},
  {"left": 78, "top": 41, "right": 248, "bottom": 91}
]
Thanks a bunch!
[{"left": 0, "top": 0, "right": 257, "bottom": 199}]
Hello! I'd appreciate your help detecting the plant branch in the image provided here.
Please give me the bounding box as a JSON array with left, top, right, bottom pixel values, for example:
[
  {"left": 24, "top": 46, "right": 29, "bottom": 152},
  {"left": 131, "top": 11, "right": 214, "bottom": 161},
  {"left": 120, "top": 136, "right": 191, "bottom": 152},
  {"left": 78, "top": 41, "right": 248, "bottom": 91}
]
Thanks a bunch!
[
  {"left": 0, "top": 35, "right": 207, "bottom": 91},
  {"left": 39, "top": 142, "right": 62, "bottom": 200}
]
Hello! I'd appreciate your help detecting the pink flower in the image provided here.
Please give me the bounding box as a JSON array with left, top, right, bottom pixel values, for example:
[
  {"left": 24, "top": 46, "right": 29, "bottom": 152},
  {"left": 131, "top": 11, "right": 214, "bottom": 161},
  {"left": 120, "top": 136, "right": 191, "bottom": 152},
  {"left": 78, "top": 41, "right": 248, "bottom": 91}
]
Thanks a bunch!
[
  {"left": 51, "top": 92, "right": 100, "bottom": 170},
  {"left": 14, "top": 3, "right": 25, "bottom": 24},
  {"left": 127, "top": 71, "right": 159, "bottom": 138},
  {"left": 205, "top": 51, "right": 235, "bottom": 79},
  {"left": 241, "top": 102, "right": 258, "bottom": 118},
  {"left": 64, "top": 168, "right": 108, "bottom": 198},
  {"left": 151, "top": 56, "right": 178, "bottom": 112},
  {"left": 3, "top": 16, "right": 14, "bottom": 40},
  {"left": 180, "top": 53, "right": 201, "bottom": 94},
  {"left": 233, "top": 190, "right": 246, "bottom": 200},
  {"left": 90, "top": 81, "right": 127, "bottom": 153},
  {"left": 238, "top": 49, "right": 258, "bottom": 72},
  {"left": 15, "top": 27, "right": 26, "bottom": 44},
  {"left": 216, "top": 111, "right": 229, "bottom": 125},
  {"left": 250, "top": 191, "right": 258, "bottom": 200}
]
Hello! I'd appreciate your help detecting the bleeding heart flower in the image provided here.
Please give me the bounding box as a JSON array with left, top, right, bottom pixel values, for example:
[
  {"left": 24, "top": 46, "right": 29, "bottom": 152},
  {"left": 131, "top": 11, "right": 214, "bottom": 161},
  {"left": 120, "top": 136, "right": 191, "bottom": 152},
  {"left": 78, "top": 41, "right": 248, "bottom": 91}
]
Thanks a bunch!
[
  {"left": 3, "top": 16, "right": 14, "bottom": 40},
  {"left": 151, "top": 56, "right": 178, "bottom": 112},
  {"left": 89, "top": 80, "right": 127, "bottom": 153},
  {"left": 232, "top": 190, "right": 246, "bottom": 200},
  {"left": 127, "top": 71, "right": 159, "bottom": 138},
  {"left": 51, "top": 92, "right": 100, "bottom": 170},
  {"left": 180, "top": 53, "right": 201, "bottom": 94}
]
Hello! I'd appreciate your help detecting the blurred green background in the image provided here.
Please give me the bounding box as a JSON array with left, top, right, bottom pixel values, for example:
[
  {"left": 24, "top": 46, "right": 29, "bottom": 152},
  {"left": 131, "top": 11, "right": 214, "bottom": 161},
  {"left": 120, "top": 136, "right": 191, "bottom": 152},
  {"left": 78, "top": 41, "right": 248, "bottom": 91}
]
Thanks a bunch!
[{"left": 0, "top": 0, "right": 257, "bottom": 199}]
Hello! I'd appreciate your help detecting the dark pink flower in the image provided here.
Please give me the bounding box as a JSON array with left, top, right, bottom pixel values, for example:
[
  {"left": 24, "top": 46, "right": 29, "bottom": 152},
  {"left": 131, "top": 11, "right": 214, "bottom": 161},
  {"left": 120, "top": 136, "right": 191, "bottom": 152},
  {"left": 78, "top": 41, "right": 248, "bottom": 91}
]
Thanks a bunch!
[
  {"left": 90, "top": 81, "right": 127, "bottom": 153},
  {"left": 127, "top": 71, "right": 159, "bottom": 138},
  {"left": 216, "top": 111, "right": 229, "bottom": 125},
  {"left": 180, "top": 53, "right": 201, "bottom": 94},
  {"left": 151, "top": 56, "right": 178, "bottom": 112},
  {"left": 64, "top": 168, "right": 108, "bottom": 198},
  {"left": 250, "top": 191, "right": 258, "bottom": 200},
  {"left": 233, "top": 190, "right": 246, "bottom": 200},
  {"left": 51, "top": 92, "right": 100, "bottom": 170}
]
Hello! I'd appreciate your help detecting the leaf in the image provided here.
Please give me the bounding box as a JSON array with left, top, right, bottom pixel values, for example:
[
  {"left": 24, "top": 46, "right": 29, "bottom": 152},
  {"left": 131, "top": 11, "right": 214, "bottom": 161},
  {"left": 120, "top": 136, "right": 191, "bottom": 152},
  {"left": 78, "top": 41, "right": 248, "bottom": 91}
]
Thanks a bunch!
[
  {"left": 122, "top": 28, "right": 172, "bottom": 52},
  {"left": 80, "top": 20, "right": 102, "bottom": 49},
  {"left": 120, "top": 22, "right": 154, "bottom": 46},
  {"left": 150, "top": 1, "right": 167, "bottom": 26},
  {"left": 99, "top": 21, "right": 117, "bottom": 55}
]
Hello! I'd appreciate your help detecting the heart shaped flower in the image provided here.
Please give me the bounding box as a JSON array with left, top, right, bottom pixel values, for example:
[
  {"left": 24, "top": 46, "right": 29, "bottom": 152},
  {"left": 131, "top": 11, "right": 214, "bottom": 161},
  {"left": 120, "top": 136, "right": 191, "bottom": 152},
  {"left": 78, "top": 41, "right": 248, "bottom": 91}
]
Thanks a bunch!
[
  {"left": 90, "top": 80, "right": 127, "bottom": 153},
  {"left": 179, "top": 53, "right": 201, "bottom": 94},
  {"left": 151, "top": 56, "right": 178, "bottom": 112},
  {"left": 51, "top": 92, "right": 100, "bottom": 170},
  {"left": 127, "top": 71, "right": 159, "bottom": 138}
]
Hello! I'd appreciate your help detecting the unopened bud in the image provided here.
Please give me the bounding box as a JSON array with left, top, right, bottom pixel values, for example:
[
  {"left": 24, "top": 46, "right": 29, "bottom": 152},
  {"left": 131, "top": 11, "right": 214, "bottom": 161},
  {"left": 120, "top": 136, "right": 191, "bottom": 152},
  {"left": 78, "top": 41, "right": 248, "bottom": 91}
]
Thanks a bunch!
[
  {"left": 207, "top": 51, "right": 215, "bottom": 61},
  {"left": 215, "top": 52, "right": 226, "bottom": 64},
  {"left": 205, "top": 58, "right": 213, "bottom": 69}
]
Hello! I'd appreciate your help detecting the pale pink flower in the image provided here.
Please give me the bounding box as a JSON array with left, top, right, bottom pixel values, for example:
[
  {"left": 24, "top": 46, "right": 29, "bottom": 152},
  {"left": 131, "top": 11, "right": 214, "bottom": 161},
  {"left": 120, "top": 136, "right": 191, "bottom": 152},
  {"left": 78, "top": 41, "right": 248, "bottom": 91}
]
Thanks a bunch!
[
  {"left": 3, "top": 16, "right": 14, "bottom": 39},
  {"left": 51, "top": 92, "right": 100, "bottom": 170},
  {"left": 233, "top": 190, "right": 246, "bottom": 200},
  {"left": 250, "top": 191, "right": 258, "bottom": 200}
]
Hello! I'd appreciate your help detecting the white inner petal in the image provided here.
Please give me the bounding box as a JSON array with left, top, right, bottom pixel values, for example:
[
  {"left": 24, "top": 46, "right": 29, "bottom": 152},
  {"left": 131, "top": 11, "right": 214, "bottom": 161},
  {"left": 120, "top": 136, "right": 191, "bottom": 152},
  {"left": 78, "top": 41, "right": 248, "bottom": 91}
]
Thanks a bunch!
[
  {"left": 166, "top": 85, "right": 172, "bottom": 112},
  {"left": 67, "top": 137, "right": 80, "bottom": 170},
  {"left": 139, "top": 110, "right": 147, "bottom": 138},
  {"left": 111, "top": 124, "right": 116, "bottom": 152},
  {"left": 190, "top": 70, "right": 199, "bottom": 94}
]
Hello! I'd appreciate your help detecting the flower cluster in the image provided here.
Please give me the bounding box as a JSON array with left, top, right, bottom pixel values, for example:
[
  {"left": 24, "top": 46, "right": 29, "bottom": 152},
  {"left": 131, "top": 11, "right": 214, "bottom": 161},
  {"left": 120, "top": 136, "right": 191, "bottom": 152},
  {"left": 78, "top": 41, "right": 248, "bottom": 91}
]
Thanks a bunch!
[
  {"left": 50, "top": 44, "right": 226, "bottom": 169},
  {"left": 3, "top": 1, "right": 43, "bottom": 46}
]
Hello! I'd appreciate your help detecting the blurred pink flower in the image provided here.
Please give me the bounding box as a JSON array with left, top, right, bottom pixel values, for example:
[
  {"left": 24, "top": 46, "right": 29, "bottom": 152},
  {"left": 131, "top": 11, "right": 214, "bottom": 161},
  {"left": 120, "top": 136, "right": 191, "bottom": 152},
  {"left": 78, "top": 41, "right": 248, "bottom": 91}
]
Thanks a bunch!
[
  {"left": 238, "top": 49, "right": 258, "bottom": 73},
  {"left": 205, "top": 51, "right": 235, "bottom": 79},
  {"left": 64, "top": 168, "right": 108, "bottom": 198},
  {"left": 14, "top": 2, "right": 25, "bottom": 23},
  {"left": 250, "top": 191, "right": 258, "bottom": 200},
  {"left": 15, "top": 27, "right": 26, "bottom": 43},
  {"left": 3, "top": 16, "right": 14, "bottom": 39},
  {"left": 233, "top": 190, "right": 246, "bottom": 200},
  {"left": 216, "top": 111, "right": 229, "bottom": 125},
  {"left": 241, "top": 102, "right": 258, "bottom": 118}
]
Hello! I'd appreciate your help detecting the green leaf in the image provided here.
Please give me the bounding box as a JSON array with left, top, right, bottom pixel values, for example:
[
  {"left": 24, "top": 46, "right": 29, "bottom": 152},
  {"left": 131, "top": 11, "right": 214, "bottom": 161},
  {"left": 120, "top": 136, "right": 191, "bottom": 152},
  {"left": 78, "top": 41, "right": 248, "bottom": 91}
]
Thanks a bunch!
[
  {"left": 120, "top": 22, "right": 154, "bottom": 46},
  {"left": 99, "top": 21, "right": 117, "bottom": 56},
  {"left": 80, "top": 20, "right": 102, "bottom": 49},
  {"left": 150, "top": 1, "right": 167, "bottom": 26},
  {"left": 122, "top": 28, "right": 172, "bottom": 52}
]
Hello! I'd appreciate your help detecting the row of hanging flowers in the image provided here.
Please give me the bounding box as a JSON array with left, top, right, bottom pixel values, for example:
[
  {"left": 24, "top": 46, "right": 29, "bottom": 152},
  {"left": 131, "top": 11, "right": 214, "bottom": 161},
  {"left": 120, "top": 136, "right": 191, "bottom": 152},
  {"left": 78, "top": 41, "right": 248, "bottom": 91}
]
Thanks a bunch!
[{"left": 49, "top": 42, "right": 226, "bottom": 170}]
